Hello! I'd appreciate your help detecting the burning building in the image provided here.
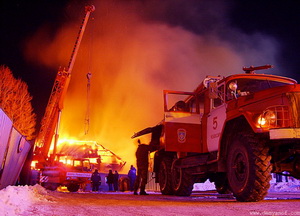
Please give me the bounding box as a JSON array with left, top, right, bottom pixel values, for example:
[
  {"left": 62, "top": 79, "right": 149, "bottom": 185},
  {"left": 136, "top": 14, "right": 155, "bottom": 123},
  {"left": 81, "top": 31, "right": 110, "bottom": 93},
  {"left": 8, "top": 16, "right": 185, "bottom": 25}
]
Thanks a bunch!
[{"left": 56, "top": 140, "right": 126, "bottom": 172}]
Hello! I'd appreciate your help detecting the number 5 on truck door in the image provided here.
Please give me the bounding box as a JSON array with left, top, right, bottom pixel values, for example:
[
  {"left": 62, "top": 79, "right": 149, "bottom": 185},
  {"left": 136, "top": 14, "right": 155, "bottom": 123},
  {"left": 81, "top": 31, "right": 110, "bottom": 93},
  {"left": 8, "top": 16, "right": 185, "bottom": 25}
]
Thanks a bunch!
[{"left": 207, "top": 104, "right": 226, "bottom": 152}]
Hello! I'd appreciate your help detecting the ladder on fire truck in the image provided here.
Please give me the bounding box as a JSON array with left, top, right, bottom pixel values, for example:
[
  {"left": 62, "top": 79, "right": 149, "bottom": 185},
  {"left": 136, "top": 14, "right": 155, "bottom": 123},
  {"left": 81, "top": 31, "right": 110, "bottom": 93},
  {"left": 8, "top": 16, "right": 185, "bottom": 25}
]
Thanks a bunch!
[{"left": 34, "top": 5, "right": 95, "bottom": 162}]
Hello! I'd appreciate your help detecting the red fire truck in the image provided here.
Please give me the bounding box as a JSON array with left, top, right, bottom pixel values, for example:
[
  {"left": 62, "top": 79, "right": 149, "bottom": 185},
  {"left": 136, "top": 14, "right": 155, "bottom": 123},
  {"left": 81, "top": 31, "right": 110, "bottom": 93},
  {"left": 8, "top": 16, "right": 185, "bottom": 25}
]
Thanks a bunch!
[{"left": 133, "top": 65, "right": 300, "bottom": 202}]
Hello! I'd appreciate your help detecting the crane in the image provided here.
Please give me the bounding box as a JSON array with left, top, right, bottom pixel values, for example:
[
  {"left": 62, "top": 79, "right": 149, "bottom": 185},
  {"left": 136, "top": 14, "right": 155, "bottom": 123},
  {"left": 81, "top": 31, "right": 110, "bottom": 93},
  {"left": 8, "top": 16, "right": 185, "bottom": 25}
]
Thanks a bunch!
[{"left": 34, "top": 5, "right": 95, "bottom": 164}]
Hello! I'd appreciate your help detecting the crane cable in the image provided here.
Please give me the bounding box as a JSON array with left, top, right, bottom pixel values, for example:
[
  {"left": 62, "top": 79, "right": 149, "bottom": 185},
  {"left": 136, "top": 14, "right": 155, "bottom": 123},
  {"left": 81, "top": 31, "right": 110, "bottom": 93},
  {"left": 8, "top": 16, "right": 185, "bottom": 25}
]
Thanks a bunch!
[
  {"left": 85, "top": 72, "right": 91, "bottom": 135},
  {"left": 84, "top": 15, "right": 94, "bottom": 135}
]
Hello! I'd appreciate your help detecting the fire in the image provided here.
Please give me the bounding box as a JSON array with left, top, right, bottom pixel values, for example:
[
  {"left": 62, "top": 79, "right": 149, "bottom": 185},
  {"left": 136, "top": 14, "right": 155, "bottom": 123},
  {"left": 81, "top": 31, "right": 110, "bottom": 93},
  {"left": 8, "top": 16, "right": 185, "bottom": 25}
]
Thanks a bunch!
[
  {"left": 31, "top": 138, "right": 126, "bottom": 173},
  {"left": 25, "top": 1, "right": 278, "bottom": 173},
  {"left": 54, "top": 139, "right": 126, "bottom": 172}
]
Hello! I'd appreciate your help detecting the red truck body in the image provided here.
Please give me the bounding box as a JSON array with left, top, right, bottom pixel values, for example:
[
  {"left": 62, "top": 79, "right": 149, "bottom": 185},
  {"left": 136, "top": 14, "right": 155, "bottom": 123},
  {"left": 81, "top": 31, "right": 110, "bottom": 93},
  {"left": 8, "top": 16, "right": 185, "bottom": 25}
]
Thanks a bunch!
[{"left": 134, "top": 65, "right": 300, "bottom": 201}]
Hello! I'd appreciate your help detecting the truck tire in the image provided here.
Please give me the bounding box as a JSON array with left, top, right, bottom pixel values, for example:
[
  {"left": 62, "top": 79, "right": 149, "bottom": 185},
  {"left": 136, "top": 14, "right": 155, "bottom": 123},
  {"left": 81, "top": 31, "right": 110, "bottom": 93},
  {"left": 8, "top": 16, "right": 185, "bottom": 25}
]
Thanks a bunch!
[
  {"left": 171, "top": 163, "right": 194, "bottom": 196},
  {"left": 67, "top": 183, "right": 80, "bottom": 192},
  {"left": 42, "top": 183, "right": 59, "bottom": 191},
  {"left": 119, "top": 176, "right": 130, "bottom": 191},
  {"left": 290, "top": 156, "right": 300, "bottom": 179},
  {"left": 158, "top": 157, "right": 174, "bottom": 195},
  {"left": 214, "top": 173, "right": 231, "bottom": 194},
  {"left": 227, "top": 133, "right": 272, "bottom": 202}
]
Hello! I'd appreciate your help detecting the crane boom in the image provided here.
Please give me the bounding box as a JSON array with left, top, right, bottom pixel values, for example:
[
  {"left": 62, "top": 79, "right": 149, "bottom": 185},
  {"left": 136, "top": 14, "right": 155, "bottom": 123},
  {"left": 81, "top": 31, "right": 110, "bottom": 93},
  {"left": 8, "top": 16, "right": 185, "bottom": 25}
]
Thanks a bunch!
[
  {"left": 67, "top": 5, "right": 95, "bottom": 76},
  {"left": 35, "top": 5, "right": 95, "bottom": 161}
]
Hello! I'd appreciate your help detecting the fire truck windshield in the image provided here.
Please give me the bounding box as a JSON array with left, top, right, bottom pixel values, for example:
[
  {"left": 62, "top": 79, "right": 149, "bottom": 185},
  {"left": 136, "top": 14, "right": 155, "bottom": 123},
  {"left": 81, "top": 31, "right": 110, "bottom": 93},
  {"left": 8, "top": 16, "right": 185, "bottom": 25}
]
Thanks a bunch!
[{"left": 227, "top": 78, "right": 293, "bottom": 100}]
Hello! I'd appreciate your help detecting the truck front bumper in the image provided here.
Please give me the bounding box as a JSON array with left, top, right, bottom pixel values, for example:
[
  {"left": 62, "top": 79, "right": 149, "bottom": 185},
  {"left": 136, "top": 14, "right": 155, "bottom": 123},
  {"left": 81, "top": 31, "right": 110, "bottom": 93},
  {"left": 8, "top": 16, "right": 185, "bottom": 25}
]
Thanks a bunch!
[{"left": 270, "top": 128, "right": 300, "bottom": 140}]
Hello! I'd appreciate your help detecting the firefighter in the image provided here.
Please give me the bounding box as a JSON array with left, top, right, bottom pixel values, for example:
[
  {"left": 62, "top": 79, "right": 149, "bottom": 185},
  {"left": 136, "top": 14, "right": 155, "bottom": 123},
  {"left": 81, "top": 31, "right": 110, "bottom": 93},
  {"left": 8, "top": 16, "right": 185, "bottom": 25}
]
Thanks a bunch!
[
  {"left": 133, "top": 139, "right": 151, "bottom": 195},
  {"left": 91, "top": 169, "right": 101, "bottom": 192}
]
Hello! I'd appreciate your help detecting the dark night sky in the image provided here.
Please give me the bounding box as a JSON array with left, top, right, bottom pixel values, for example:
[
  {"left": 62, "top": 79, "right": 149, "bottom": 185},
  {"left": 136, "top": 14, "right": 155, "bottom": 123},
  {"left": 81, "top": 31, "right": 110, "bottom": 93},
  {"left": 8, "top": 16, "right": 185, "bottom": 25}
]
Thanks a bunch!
[
  {"left": 1, "top": 0, "right": 300, "bottom": 125},
  {"left": 0, "top": 0, "right": 92, "bottom": 123}
]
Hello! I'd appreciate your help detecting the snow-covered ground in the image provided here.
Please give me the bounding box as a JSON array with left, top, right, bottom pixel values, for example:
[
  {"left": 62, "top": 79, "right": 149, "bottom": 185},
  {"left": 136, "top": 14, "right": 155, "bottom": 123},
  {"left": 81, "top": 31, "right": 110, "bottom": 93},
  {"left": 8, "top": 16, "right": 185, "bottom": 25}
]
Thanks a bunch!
[
  {"left": 0, "top": 184, "right": 49, "bottom": 215},
  {"left": 1, "top": 179, "right": 300, "bottom": 216},
  {"left": 193, "top": 177, "right": 300, "bottom": 192}
]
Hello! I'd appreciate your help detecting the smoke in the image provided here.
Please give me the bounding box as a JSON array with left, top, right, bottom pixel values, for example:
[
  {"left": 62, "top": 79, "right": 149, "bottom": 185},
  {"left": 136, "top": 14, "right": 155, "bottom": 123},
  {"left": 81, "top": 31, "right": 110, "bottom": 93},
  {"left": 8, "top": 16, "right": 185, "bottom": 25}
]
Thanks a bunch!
[{"left": 24, "top": 0, "right": 280, "bottom": 172}]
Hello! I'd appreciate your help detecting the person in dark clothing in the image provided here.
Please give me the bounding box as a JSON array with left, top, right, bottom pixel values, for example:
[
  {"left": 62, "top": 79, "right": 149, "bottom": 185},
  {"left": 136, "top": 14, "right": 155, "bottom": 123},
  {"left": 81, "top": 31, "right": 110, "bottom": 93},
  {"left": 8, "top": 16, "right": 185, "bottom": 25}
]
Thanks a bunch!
[
  {"left": 276, "top": 173, "right": 283, "bottom": 182},
  {"left": 128, "top": 165, "right": 137, "bottom": 191},
  {"left": 106, "top": 169, "right": 114, "bottom": 191},
  {"left": 91, "top": 169, "right": 101, "bottom": 192},
  {"left": 133, "top": 139, "right": 151, "bottom": 195},
  {"left": 113, "top": 171, "right": 119, "bottom": 191}
]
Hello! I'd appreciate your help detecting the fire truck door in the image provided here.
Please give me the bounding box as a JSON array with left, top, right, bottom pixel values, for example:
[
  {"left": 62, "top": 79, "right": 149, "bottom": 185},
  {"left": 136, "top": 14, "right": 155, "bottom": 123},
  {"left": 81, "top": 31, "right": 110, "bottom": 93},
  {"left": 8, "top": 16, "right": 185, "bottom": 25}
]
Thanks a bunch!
[
  {"left": 162, "top": 90, "right": 202, "bottom": 153},
  {"left": 164, "top": 112, "right": 202, "bottom": 152}
]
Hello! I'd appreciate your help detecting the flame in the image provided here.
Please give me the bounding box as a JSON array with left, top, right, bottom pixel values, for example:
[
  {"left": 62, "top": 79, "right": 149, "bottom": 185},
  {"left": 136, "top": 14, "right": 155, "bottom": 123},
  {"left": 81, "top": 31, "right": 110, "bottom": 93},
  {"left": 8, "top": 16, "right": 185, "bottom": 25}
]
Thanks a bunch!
[{"left": 25, "top": 1, "right": 279, "bottom": 173}]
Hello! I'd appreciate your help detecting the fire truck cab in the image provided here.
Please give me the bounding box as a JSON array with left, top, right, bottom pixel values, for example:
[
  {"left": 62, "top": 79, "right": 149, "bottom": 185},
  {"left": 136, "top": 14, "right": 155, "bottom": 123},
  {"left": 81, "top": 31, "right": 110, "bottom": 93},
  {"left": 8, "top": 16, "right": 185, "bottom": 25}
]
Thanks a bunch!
[{"left": 40, "top": 155, "right": 94, "bottom": 192}]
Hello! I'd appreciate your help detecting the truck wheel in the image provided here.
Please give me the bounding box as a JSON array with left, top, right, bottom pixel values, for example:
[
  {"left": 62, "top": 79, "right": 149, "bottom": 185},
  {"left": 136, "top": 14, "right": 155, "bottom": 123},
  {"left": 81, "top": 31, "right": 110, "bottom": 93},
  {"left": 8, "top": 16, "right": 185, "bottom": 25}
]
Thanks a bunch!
[
  {"left": 171, "top": 162, "right": 193, "bottom": 196},
  {"left": 119, "top": 176, "right": 130, "bottom": 191},
  {"left": 290, "top": 156, "right": 300, "bottom": 179},
  {"left": 158, "top": 157, "right": 174, "bottom": 195},
  {"left": 67, "top": 183, "right": 80, "bottom": 192},
  {"left": 42, "top": 183, "right": 58, "bottom": 191},
  {"left": 227, "top": 133, "right": 272, "bottom": 202},
  {"left": 214, "top": 174, "right": 231, "bottom": 194}
]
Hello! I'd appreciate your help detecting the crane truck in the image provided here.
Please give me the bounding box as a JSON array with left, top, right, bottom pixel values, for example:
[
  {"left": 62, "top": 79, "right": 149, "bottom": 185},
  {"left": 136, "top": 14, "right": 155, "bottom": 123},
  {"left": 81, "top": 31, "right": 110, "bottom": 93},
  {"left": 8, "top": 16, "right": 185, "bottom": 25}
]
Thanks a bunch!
[
  {"left": 133, "top": 65, "right": 300, "bottom": 202},
  {"left": 32, "top": 5, "right": 96, "bottom": 192}
]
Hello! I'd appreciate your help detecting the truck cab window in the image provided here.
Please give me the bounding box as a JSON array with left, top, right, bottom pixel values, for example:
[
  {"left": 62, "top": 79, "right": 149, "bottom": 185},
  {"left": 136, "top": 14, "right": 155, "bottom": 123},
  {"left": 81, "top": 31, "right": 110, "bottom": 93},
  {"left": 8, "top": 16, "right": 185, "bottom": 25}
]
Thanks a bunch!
[
  {"left": 187, "top": 99, "right": 195, "bottom": 113},
  {"left": 174, "top": 100, "right": 188, "bottom": 112},
  {"left": 198, "top": 94, "right": 204, "bottom": 114},
  {"left": 213, "top": 84, "right": 224, "bottom": 108}
]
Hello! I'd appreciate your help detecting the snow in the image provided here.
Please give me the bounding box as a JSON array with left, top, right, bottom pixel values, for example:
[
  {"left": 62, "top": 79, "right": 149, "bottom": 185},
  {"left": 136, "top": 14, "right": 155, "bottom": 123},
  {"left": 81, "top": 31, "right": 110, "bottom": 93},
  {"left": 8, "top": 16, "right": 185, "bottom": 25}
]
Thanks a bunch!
[
  {"left": 0, "top": 185, "right": 50, "bottom": 216},
  {"left": 0, "top": 179, "right": 299, "bottom": 216},
  {"left": 194, "top": 178, "right": 300, "bottom": 192},
  {"left": 193, "top": 180, "right": 216, "bottom": 191},
  {"left": 269, "top": 182, "right": 300, "bottom": 192}
]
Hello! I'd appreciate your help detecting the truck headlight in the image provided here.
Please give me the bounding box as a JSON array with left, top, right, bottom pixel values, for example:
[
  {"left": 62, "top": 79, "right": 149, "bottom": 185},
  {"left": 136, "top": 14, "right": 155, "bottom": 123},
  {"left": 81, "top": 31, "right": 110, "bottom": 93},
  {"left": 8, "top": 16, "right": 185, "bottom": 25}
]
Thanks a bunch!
[
  {"left": 257, "top": 110, "right": 276, "bottom": 127},
  {"left": 256, "top": 106, "right": 290, "bottom": 128}
]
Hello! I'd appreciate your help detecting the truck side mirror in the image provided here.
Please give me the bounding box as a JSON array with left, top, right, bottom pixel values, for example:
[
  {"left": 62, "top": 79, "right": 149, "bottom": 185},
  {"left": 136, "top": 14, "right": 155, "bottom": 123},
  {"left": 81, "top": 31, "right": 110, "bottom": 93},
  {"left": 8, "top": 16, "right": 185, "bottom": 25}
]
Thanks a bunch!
[{"left": 208, "top": 82, "right": 219, "bottom": 99}]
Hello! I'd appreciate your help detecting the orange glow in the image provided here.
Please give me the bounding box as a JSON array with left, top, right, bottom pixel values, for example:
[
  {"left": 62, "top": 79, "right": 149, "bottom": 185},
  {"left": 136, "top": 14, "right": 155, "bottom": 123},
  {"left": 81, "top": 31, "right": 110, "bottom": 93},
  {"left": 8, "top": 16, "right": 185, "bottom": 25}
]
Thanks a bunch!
[
  {"left": 30, "top": 160, "right": 38, "bottom": 170},
  {"left": 25, "top": 2, "right": 255, "bottom": 173}
]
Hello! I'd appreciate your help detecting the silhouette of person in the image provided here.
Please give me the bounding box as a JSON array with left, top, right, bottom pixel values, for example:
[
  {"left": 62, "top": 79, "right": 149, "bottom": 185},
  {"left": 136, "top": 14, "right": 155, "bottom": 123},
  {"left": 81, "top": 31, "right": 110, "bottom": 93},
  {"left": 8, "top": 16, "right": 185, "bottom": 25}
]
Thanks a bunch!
[
  {"left": 113, "top": 171, "right": 119, "bottom": 191},
  {"left": 128, "top": 165, "right": 137, "bottom": 191},
  {"left": 106, "top": 169, "right": 114, "bottom": 191},
  {"left": 91, "top": 169, "right": 101, "bottom": 192},
  {"left": 133, "top": 139, "right": 151, "bottom": 195}
]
